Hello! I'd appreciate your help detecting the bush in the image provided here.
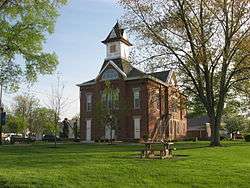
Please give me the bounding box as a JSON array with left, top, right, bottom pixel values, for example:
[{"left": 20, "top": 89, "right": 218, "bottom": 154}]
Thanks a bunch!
[{"left": 245, "top": 135, "right": 250, "bottom": 142}]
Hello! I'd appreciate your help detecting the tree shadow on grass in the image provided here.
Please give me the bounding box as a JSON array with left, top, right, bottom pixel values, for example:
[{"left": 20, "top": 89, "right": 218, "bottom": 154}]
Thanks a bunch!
[
  {"left": 47, "top": 146, "right": 66, "bottom": 149},
  {"left": 110, "top": 153, "right": 190, "bottom": 161},
  {"left": 177, "top": 145, "right": 210, "bottom": 150},
  {"left": 0, "top": 177, "right": 8, "bottom": 188}
]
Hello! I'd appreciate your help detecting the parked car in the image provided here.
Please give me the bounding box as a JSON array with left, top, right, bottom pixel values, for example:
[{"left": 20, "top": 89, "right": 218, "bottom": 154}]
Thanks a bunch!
[
  {"left": 28, "top": 135, "right": 37, "bottom": 141},
  {"left": 42, "top": 134, "right": 61, "bottom": 142},
  {"left": 10, "top": 135, "right": 33, "bottom": 144},
  {"left": 4, "top": 134, "right": 22, "bottom": 142}
]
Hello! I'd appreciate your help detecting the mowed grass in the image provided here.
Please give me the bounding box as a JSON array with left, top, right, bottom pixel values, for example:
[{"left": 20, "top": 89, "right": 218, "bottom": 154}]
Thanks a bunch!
[{"left": 0, "top": 141, "right": 250, "bottom": 188}]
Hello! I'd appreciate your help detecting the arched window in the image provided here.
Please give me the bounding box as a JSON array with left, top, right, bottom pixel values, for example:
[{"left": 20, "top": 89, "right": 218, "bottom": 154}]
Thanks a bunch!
[{"left": 102, "top": 69, "right": 119, "bottom": 80}]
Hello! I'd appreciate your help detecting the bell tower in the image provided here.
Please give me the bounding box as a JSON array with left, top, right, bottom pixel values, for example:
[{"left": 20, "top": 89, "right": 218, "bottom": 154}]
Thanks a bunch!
[{"left": 102, "top": 22, "right": 132, "bottom": 60}]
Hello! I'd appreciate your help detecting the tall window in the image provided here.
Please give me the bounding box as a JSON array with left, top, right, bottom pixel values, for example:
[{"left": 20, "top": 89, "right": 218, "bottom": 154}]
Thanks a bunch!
[
  {"left": 102, "top": 69, "right": 119, "bottom": 80},
  {"left": 101, "top": 89, "right": 119, "bottom": 109},
  {"left": 133, "top": 88, "right": 140, "bottom": 109},
  {"left": 155, "top": 90, "right": 160, "bottom": 109},
  {"left": 86, "top": 94, "right": 92, "bottom": 111}
]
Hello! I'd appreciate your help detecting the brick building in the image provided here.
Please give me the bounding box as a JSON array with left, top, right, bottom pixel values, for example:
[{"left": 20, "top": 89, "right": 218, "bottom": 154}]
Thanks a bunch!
[
  {"left": 187, "top": 115, "right": 211, "bottom": 140},
  {"left": 77, "top": 23, "right": 187, "bottom": 142}
]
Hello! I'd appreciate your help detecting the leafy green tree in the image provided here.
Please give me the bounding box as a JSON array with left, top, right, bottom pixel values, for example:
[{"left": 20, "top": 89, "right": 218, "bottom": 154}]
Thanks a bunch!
[
  {"left": 119, "top": 0, "right": 250, "bottom": 146},
  {"left": 94, "top": 81, "right": 128, "bottom": 144},
  {"left": 12, "top": 94, "right": 39, "bottom": 131},
  {"left": 5, "top": 114, "right": 28, "bottom": 134},
  {"left": 31, "top": 107, "right": 55, "bottom": 139},
  {"left": 224, "top": 115, "right": 249, "bottom": 135},
  {"left": 0, "top": 0, "right": 67, "bottom": 92},
  {"left": 187, "top": 96, "right": 206, "bottom": 118}
]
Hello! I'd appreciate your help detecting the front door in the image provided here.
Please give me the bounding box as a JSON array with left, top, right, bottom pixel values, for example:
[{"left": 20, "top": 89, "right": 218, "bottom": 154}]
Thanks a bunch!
[
  {"left": 86, "top": 119, "right": 91, "bottom": 141},
  {"left": 134, "top": 117, "right": 141, "bottom": 139}
]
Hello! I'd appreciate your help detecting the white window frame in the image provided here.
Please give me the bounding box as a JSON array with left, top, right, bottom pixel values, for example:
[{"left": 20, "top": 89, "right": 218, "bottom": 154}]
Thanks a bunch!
[
  {"left": 86, "top": 93, "right": 92, "bottom": 112},
  {"left": 133, "top": 88, "right": 140, "bottom": 109}
]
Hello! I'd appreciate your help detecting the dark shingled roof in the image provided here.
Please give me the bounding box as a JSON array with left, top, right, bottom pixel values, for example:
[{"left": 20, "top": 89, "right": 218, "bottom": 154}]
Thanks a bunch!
[
  {"left": 127, "top": 67, "right": 146, "bottom": 78},
  {"left": 78, "top": 79, "right": 95, "bottom": 86},
  {"left": 148, "top": 70, "right": 171, "bottom": 82},
  {"left": 187, "top": 115, "right": 209, "bottom": 130},
  {"left": 78, "top": 59, "right": 172, "bottom": 86},
  {"left": 102, "top": 22, "right": 132, "bottom": 46}
]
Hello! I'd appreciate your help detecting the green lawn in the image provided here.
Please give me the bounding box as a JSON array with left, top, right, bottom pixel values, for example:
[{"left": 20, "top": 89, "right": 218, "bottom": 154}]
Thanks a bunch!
[{"left": 0, "top": 141, "right": 250, "bottom": 188}]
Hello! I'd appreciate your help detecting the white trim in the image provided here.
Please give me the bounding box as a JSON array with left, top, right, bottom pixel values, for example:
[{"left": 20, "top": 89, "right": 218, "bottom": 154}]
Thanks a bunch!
[
  {"left": 166, "top": 69, "right": 174, "bottom": 83},
  {"left": 125, "top": 75, "right": 170, "bottom": 87},
  {"left": 77, "top": 70, "right": 176, "bottom": 87},
  {"left": 85, "top": 93, "right": 92, "bottom": 112},
  {"left": 86, "top": 119, "right": 92, "bottom": 142},
  {"left": 133, "top": 117, "right": 141, "bottom": 139},
  {"left": 166, "top": 70, "right": 177, "bottom": 86},
  {"left": 76, "top": 81, "right": 96, "bottom": 87},
  {"left": 96, "top": 60, "right": 127, "bottom": 80},
  {"left": 133, "top": 89, "right": 140, "bottom": 109}
]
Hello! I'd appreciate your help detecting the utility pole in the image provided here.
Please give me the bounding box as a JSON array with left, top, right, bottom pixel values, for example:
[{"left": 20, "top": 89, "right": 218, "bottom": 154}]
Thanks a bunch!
[{"left": 0, "top": 84, "right": 3, "bottom": 145}]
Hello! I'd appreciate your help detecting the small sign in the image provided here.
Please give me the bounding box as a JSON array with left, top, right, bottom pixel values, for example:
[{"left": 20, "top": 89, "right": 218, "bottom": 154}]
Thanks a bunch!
[{"left": 0, "top": 112, "right": 6, "bottom": 125}]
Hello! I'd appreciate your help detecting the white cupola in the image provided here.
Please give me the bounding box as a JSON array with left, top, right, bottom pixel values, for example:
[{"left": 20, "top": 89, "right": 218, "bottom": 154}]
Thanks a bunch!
[{"left": 102, "top": 22, "right": 132, "bottom": 60}]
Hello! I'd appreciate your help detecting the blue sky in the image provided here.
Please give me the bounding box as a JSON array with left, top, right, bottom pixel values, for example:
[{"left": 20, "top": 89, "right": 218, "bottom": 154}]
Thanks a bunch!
[{"left": 4, "top": 0, "right": 124, "bottom": 118}]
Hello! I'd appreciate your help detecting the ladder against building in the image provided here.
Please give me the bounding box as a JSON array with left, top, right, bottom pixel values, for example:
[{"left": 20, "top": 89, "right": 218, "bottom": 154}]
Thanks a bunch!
[{"left": 151, "top": 114, "right": 171, "bottom": 142}]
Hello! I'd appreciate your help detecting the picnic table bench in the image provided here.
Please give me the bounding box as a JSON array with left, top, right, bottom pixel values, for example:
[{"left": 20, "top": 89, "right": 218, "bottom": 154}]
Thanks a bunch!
[{"left": 141, "top": 141, "right": 175, "bottom": 159}]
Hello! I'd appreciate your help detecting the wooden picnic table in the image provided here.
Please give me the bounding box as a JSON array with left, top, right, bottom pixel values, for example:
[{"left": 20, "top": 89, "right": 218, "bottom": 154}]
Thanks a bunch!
[{"left": 141, "top": 141, "right": 175, "bottom": 159}]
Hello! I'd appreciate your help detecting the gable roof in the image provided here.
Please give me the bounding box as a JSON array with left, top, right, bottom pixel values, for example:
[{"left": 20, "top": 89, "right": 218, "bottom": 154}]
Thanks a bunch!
[
  {"left": 97, "top": 60, "right": 127, "bottom": 80},
  {"left": 77, "top": 58, "right": 174, "bottom": 87},
  {"left": 100, "top": 58, "right": 133, "bottom": 75},
  {"left": 102, "top": 22, "right": 132, "bottom": 46}
]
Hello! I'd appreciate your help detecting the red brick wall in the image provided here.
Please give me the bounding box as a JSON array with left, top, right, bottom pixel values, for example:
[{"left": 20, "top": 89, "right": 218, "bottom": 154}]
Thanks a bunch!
[
  {"left": 79, "top": 77, "right": 149, "bottom": 141},
  {"left": 125, "top": 79, "right": 149, "bottom": 139},
  {"left": 79, "top": 77, "right": 187, "bottom": 141}
]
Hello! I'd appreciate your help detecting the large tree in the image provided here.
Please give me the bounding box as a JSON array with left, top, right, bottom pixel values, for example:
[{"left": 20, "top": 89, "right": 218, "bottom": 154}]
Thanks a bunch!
[
  {"left": 0, "top": 0, "right": 67, "bottom": 94},
  {"left": 12, "top": 94, "right": 39, "bottom": 128},
  {"left": 5, "top": 114, "right": 28, "bottom": 135},
  {"left": 31, "top": 107, "right": 55, "bottom": 140},
  {"left": 119, "top": 0, "right": 250, "bottom": 146}
]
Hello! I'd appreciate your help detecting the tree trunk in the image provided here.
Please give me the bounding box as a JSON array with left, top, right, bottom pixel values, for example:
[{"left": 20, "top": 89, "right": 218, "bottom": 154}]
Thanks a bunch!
[
  {"left": 54, "top": 113, "right": 57, "bottom": 148},
  {"left": 54, "top": 129, "right": 57, "bottom": 148},
  {"left": 211, "top": 123, "right": 220, "bottom": 146},
  {"left": 0, "top": 84, "right": 3, "bottom": 145},
  {"left": 0, "top": 108, "right": 3, "bottom": 145},
  {"left": 209, "top": 116, "right": 221, "bottom": 146},
  {"left": 110, "top": 125, "right": 113, "bottom": 145}
]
